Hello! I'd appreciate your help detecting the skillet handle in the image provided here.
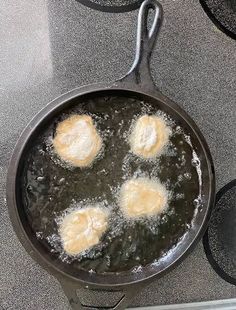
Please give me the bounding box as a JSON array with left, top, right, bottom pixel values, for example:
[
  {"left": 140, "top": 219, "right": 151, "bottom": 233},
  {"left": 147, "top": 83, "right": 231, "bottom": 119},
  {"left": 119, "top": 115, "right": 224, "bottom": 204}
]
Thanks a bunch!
[
  {"left": 60, "top": 281, "right": 140, "bottom": 310},
  {"left": 119, "top": 0, "right": 163, "bottom": 90}
]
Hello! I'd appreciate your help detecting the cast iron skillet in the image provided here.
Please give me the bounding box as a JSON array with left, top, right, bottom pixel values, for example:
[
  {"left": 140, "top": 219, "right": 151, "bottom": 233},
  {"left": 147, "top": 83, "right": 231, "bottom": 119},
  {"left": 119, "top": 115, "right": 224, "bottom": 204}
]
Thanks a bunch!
[{"left": 7, "top": 0, "right": 215, "bottom": 309}]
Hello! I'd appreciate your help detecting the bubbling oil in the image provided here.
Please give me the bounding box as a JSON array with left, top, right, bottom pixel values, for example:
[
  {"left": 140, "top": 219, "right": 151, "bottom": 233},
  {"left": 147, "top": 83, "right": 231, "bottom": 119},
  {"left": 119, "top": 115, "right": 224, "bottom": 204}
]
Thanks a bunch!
[{"left": 20, "top": 96, "right": 202, "bottom": 274}]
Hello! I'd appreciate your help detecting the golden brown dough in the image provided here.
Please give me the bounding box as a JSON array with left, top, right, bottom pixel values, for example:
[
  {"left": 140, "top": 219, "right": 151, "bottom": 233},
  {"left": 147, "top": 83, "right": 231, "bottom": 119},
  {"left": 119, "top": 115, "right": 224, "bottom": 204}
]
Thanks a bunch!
[
  {"left": 129, "top": 115, "right": 170, "bottom": 159},
  {"left": 119, "top": 177, "right": 168, "bottom": 218},
  {"left": 59, "top": 207, "right": 108, "bottom": 255},
  {"left": 53, "top": 115, "right": 102, "bottom": 167}
]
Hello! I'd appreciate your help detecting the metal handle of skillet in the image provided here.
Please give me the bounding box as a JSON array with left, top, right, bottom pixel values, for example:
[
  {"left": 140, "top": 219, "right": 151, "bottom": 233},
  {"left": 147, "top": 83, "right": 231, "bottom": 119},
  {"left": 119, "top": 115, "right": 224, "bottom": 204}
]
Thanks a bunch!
[
  {"left": 119, "top": 0, "right": 163, "bottom": 90},
  {"left": 59, "top": 0, "right": 163, "bottom": 309}
]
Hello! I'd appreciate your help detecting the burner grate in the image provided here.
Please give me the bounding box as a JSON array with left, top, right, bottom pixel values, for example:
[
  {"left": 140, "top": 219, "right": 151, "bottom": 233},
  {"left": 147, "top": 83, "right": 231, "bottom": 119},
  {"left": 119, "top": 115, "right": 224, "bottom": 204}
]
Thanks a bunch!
[
  {"left": 200, "top": 0, "right": 236, "bottom": 39},
  {"left": 203, "top": 180, "right": 236, "bottom": 286}
]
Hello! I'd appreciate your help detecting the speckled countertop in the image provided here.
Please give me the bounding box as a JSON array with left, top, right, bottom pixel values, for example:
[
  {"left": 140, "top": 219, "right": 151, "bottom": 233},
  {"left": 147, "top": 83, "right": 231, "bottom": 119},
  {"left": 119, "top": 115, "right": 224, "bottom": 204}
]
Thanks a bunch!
[{"left": 0, "top": 0, "right": 236, "bottom": 309}]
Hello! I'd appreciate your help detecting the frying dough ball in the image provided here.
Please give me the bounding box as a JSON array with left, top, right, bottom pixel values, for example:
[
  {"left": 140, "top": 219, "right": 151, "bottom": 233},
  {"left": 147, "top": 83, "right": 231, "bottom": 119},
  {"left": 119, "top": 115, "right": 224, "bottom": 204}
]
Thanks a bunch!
[
  {"left": 119, "top": 178, "right": 168, "bottom": 218},
  {"left": 59, "top": 207, "right": 108, "bottom": 255},
  {"left": 53, "top": 115, "right": 102, "bottom": 167},
  {"left": 129, "top": 115, "right": 171, "bottom": 159}
]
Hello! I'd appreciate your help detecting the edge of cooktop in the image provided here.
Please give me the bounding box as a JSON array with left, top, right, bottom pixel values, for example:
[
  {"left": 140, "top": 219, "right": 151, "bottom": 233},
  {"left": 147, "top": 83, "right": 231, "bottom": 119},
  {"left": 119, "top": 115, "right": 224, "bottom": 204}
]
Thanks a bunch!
[{"left": 130, "top": 298, "right": 236, "bottom": 309}]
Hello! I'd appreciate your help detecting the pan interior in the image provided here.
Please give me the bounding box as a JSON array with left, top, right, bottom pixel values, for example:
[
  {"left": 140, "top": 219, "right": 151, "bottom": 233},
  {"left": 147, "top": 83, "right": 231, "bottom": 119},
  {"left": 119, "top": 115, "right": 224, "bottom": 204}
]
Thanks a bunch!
[{"left": 17, "top": 91, "right": 209, "bottom": 279}]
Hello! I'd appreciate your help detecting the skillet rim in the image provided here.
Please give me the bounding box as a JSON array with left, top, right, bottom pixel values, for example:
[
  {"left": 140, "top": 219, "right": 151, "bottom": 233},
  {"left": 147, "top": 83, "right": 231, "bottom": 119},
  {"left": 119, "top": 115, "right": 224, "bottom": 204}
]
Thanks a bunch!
[{"left": 6, "top": 81, "right": 215, "bottom": 288}]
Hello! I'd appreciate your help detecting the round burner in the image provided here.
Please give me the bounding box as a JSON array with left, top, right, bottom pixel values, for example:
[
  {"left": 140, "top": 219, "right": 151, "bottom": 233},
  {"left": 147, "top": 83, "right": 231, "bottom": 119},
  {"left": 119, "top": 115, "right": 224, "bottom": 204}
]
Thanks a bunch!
[
  {"left": 203, "top": 180, "right": 236, "bottom": 285},
  {"left": 76, "top": 0, "right": 143, "bottom": 12},
  {"left": 200, "top": 0, "right": 236, "bottom": 39}
]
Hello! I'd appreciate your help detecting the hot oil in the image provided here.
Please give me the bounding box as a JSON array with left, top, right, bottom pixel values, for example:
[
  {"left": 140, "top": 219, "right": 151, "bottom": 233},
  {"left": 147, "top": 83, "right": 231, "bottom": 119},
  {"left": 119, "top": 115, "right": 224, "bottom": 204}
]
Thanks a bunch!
[{"left": 21, "top": 96, "right": 202, "bottom": 274}]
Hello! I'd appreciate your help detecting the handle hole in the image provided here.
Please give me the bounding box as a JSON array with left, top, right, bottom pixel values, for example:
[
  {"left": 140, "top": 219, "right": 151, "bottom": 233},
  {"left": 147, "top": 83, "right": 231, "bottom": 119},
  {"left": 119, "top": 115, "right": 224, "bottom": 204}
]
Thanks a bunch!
[
  {"left": 147, "top": 7, "right": 155, "bottom": 33},
  {"left": 76, "top": 288, "right": 124, "bottom": 308},
  {"left": 142, "top": 2, "right": 161, "bottom": 41}
]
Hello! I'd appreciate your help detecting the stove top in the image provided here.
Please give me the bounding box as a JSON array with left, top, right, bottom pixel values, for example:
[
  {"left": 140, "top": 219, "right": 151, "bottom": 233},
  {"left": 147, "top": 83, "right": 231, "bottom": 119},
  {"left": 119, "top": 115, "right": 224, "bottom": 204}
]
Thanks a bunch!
[{"left": 0, "top": 0, "right": 235, "bottom": 309}]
